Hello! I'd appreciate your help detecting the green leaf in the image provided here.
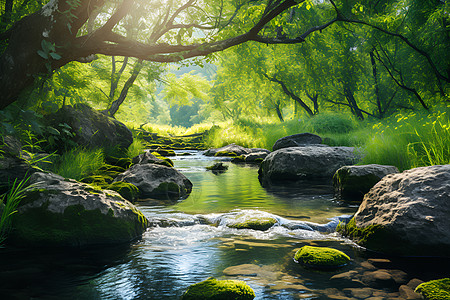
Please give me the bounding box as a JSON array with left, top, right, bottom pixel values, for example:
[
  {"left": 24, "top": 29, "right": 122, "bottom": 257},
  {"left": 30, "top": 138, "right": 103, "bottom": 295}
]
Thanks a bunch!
[
  {"left": 46, "top": 126, "right": 61, "bottom": 136},
  {"left": 37, "top": 50, "right": 48, "bottom": 59},
  {"left": 50, "top": 52, "right": 62, "bottom": 60}
]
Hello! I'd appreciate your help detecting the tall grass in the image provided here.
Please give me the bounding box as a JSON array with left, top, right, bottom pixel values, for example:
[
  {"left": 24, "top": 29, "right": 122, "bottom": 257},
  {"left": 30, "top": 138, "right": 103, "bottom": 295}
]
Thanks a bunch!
[
  {"left": 360, "top": 109, "right": 450, "bottom": 170},
  {"left": 126, "top": 139, "right": 147, "bottom": 159},
  {"left": 0, "top": 176, "right": 30, "bottom": 246},
  {"left": 53, "top": 147, "right": 105, "bottom": 180}
]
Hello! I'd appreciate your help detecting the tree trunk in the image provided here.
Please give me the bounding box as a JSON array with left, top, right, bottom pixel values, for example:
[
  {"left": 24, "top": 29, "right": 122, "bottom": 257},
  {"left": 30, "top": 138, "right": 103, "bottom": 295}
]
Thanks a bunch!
[
  {"left": 344, "top": 85, "right": 364, "bottom": 120},
  {"left": 107, "top": 59, "right": 143, "bottom": 117},
  {"left": 369, "top": 50, "right": 383, "bottom": 117},
  {"left": 275, "top": 101, "right": 284, "bottom": 122}
]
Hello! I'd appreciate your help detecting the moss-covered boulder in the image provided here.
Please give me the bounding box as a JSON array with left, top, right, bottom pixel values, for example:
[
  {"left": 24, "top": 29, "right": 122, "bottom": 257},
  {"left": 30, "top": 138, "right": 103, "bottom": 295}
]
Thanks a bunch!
[
  {"left": 151, "top": 152, "right": 174, "bottom": 167},
  {"left": 132, "top": 151, "right": 172, "bottom": 167},
  {"left": 226, "top": 210, "right": 277, "bottom": 231},
  {"left": 415, "top": 278, "right": 450, "bottom": 300},
  {"left": 272, "top": 133, "right": 322, "bottom": 151},
  {"left": 338, "top": 165, "right": 450, "bottom": 256},
  {"left": 294, "top": 245, "right": 350, "bottom": 269},
  {"left": 333, "top": 164, "right": 399, "bottom": 202},
  {"left": 114, "top": 164, "right": 192, "bottom": 201},
  {"left": 206, "top": 162, "right": 228, "bottom": 171},
  {"left": 46, "top": 103, "right": 133, "bottom": 150},
  {"left": 181, "top": 277, "right": 255, "bottom": 300},
  {"left": 8, "top": 172, "right": 148, "bottom": 248},
  {"left": 204, "top": 144, "right": 270, "bottom": 157},
  {"left": 107, "top": 181, "right": 139, "bottom": 202}
]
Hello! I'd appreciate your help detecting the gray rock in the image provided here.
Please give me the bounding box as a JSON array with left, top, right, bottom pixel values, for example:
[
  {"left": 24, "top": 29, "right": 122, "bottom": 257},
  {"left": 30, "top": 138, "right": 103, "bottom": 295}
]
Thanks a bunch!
[
  {"left": 8, "top": 172, "right": 148, "bottom": 247},
  {"left": 114, "top": 164, "right": 192, "bottom": 201},
  {"left": 333, "top": 164, "right": 399, "bottom": 202},
  {"left": 204, "top": 143, "right": 270, "bottom": 157},
  {"left": 46, "top": 104, "right": 133, "bottom": 149},
  {"left": 132, "top": 151, "right": 168, "bottom": 166},
  {"left": 346, "top": 164, "right": 450, "bottom": 256},
  {"left": 0, "top": 135, "right": 22, "bottom": 156},
  {"left": 232, "top": 151, "right": 270, "bottom": 164},
  {"left": 258, "top": 146, "right": 357, "bottom": 185},
  {"left": 272, "top": 133, "right": 322, "bottom": 151}
]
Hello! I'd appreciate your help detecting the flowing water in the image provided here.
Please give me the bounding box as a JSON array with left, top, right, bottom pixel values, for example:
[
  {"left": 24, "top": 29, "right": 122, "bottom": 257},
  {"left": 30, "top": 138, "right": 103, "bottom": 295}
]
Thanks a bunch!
[{"left": 1, "top": 151, "right": 449, "bottom": 299}]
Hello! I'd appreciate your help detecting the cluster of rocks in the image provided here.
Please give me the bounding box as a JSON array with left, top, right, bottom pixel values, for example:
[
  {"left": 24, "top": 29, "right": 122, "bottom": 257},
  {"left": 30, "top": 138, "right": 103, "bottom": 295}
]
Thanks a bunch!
[{"left": 0, "top": 105, "right": 193, "bottom": 249}]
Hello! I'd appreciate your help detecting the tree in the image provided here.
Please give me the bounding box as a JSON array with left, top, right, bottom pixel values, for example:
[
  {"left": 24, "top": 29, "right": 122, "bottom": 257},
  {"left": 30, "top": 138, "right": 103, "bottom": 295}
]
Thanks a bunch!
[{"left": 0, "top": 0, "right": 323, "bottom": 110}]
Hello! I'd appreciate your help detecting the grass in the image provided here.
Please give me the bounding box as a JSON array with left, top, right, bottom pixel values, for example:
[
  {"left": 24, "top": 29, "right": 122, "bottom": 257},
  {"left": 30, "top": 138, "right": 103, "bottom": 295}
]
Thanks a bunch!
[
  {"left": 0, "top": 176, "right": 31, "bottom": 246},
  {"left": 52, "top": 147, "right": 105, "bottom": 180}
]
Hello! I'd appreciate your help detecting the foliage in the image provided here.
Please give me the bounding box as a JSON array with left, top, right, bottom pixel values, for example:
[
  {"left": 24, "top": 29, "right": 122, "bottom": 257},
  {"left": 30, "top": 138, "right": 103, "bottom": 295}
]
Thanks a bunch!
[
  {"left": 126, "top": 139, "right": 147, "bottom": 160},
  {"left": 52, "top": 147, "right": 105, "bottom": 180},
  {"left": 0, "top": 176, "right": 31, "bottom": 246}
]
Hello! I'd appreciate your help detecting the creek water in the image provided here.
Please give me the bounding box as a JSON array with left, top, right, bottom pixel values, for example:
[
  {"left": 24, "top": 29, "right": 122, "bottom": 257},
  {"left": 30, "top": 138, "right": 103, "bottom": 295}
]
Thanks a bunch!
[{"left": 0, "top": 151, "right": 448, "bottom": 299}]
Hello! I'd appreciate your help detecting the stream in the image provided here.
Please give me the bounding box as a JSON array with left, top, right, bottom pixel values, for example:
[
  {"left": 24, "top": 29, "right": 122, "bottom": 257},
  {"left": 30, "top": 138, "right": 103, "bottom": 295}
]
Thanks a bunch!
[{"left": 0, "top": 151, "right": 449, "bottom": 299}]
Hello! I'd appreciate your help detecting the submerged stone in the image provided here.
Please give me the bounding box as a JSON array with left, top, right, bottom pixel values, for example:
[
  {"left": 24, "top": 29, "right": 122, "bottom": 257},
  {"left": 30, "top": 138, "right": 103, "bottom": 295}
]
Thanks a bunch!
[
  {"left": 226, "top": 211, "right": 277, "bottom": 231},
  {"left": 294, "top": 245, "right": 350, "bottom": 269},
  {"left": 181, "top": 277, "right": 255, "bottom": 300},
  {"left": 415, "top": 278, "right": 450, "bottom": 300}
]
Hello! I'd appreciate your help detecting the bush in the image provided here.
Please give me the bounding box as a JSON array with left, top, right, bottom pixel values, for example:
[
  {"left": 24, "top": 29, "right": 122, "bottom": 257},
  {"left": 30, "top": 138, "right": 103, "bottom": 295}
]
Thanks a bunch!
[
  {"left": 305, "top": 112, "right": 357, "bottom": 134},
  {"left": 53, "top": 147, "right": 105, "bottom": 180}
]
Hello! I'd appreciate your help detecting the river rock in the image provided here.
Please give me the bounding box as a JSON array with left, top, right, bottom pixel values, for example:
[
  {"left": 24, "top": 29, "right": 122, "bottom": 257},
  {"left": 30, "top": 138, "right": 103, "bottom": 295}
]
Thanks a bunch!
[
  {"left": 258, "top": 146, "right": 357, "bottom": 185},
  {"left": 272, "top": 133, "right": 322, "bottom": 151},
  {"left": 340, "top": 164, "right": 450, "bottom": 256},
  {"left": 46, "top": 103, "right": 133, "bottom": 150},
  {"left": 181, "top": 277, "right": 255, "bottom": 300},
  {"left": 132, "top": 151, "right": 171, "bottom": 167},
  {"left": 8, "top": 172, "right": 148, "bottom": 247},
  {"left": 204, "top": 143, "right": 270, "bottom": 157},
  {"left": 114, "top": 164, "right": 192, "bottom": 201},
  {"left": 333, "top": 164, "right": 399, "bottom": 201}
]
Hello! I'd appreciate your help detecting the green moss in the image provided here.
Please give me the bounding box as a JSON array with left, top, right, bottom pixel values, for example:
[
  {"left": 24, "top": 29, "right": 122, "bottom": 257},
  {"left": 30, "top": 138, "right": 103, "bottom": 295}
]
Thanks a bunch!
[
  {"left": 11, "top": 203, "right": 147, "bottom": 247},
  {"left": 214, "top": 151, "right": 237, "bottom": 157},
  {"left": 151, "top": 152, "right": 174, "bottom": 167},
  {"left": 107, "top": 181, "right": 139, "bottom": 202},
  {"left": 181, "top": 277, "right": 255, "bottom": 300},
  {"left": 80, "top": 175, "right": 113, "bottom": 186},
  {"left": 294, "top": 245, "right": 350, "bottom": 268},
  {"left": 227, "top": 215, "right": 276, "bottom": 231},
  {"left": 415, "top": 278, "right": 450, "bottom": 300},
  {"left": 337, "top": 217, "right": 395, "bottom": 251}
]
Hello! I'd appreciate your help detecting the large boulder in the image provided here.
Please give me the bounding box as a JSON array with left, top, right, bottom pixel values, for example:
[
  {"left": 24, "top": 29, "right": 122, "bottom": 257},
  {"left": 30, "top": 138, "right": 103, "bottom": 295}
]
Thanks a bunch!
[
  {"left": 333, "top": 164, "right": 399, "bottom": 201},
  {"left": 114, "top": 164, "right": 193, "bottom": 201},
  {"left": 272, "top": 133, "right": 322, "bottom": 151},
  {"left": 46, "top": 104, "right": 133, "bottom": 150},
  {"left": 258, "top": 146, "right": 357, "bottom": 185},
  {"left": 204, "top": 143, "right": 270, "bottom": 157},
  {"left": 8, "top": 172, "right": 148, "bottom": 247},
  {"left": 132, "top": 151, "right": 172, "bottom": 167},
  {"left": 339, "top": 165, "right": 450, "bottom": 256}
]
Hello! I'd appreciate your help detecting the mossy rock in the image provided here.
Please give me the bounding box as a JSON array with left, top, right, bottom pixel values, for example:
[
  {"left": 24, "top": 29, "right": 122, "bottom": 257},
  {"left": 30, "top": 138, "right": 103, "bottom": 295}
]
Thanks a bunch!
[
  {"left": 227, "top": 214, "right": 277, "bottom": 231},
  {"left": 231, "top": 156, "right": 246, "bottom": 163},
  {"left": 214, "top": 151, "right": 237, "bottom": 157},
  {"left": 206, "top": 163, "right": 228, "bottom": 171},
  {"left": 107, "top": 181, "right": 139, "bottom": 202},
  {"left": 153, "top": 149, "right": 176, "bottom": 156},
  {"left": 415, "top": 278, "right": 450, "bottom": 300},
  {"left": 181, "top": 277, "right": 255, "bottom": 300},
  {"left": 80, "top": 175, "right": 113, "bottom": 186},
  {"left": 294, "top": 245, "right": 350, "bottom": 269},
  {"left": 336, "top": 218, "right": 400, "bottom": 253},
  {"left": 153, "top": 181, "right": 180, "bottom": 195},
  {"left": 151, "top": 152, "right": 174, "bottom": 167}
]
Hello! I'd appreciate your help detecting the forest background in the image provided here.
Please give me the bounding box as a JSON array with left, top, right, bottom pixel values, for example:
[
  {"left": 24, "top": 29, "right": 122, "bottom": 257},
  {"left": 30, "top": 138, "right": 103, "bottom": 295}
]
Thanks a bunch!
[{"left": 0, "top": 0, "right": 449, "bottom": 173}]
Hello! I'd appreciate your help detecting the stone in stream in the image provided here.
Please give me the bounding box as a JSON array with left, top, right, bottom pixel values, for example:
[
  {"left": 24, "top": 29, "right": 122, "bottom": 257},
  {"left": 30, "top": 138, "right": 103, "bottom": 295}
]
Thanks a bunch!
[
  {"left": 204, "top": 143, "right": 270, "bottom": 157},
  {"left": 338, "top": 164, "right": 450, "bottom": 257},
  {"left": 293, "top": 245, "right": 350, "bottom": 269},
  {"left": 258, "top": 146, "right": 358, "bottom": 186},
  {"left": 225, "top": 210, "right": 278, "bottom": 231},
  {"left": 272, "top": 133, "right": 322, "bottom": 151},
  {"left": 181, "top": 277, "right": 255, "bottom": 300},
  {"left": 114, "top": 164, "right": 192, "bottom": 201},
  {"left": 333, "top": 164, "right": 399, "bottom": 202},
  {"left": 132, "top": 150, "right": 172, "bottom": 167},
  {"left": 415, "top": 278, "right": 450, "bottom": 300},
  {"left": 7, "top": 172, "right": 148, "bottom": 247}
]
